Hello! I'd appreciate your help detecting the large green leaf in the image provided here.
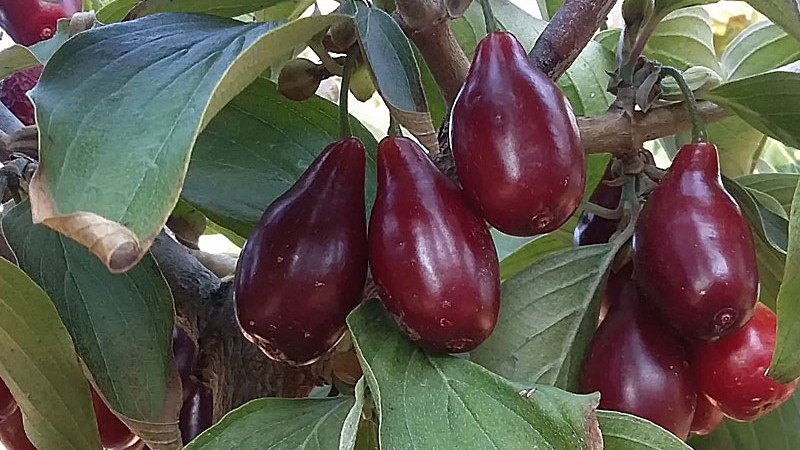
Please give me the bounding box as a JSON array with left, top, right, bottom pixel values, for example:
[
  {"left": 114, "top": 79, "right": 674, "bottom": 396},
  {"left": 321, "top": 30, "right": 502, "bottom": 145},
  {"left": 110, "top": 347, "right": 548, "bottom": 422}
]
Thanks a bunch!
[
  {"left": 651, "top": 0, "right": 718, "bottom": 20},
  {"left": 499, "top": 231, "right": 574, "bottom": 281},
  {"left": 95, "top": 0, "right": 139, "bottom": 22},
  {"left": 597, "top": 411, "right": 691, "bottom": 450},
  {"left": 743, "top": 0, "right": 800, "bottom": 43},
  {"left": 1, "top": 203, "right": 176, "bottom": 429},
  {"left": 0, "top": 257, "right": 101, "bottom": 450},
  {"left": 28, "top": 12, "right": 346, "bottom": 273},
  {"left": 646, "top": 7, "right": 721, "bottom": 73},
  {"left": 471, "top": 244, "right": 618, "bottom": 391},
  {"left": 347, "top": 3, "right": 437, "bottom": 151},
  {"left": 738, "top": 173, "right": 799, "bottom": 213},
  {"left": 181, "top": 77, "right": 378, "bottom": 240},
  {"left": 128, "top": 0, "right": 284, "bottom": 18},
  {"left": 724, "top": 177, "right": 788, "bottom": 254},
  {"left": 347, "top": 299, "right": 602, "bottom": 450},
  {"left": 769, "top": 175, "right": 800, "bottom": 382},
  {"left": 706, "top": 60, "right": 800, "bottom": 150},
  {"left": 453, "top": 1, "right": 615, "bottom": 115},
  {"left": 689, "top": 389, "right": 800, "bottom": 449},
  {"left": 183, "top": 397, "right": 354, "bottom": 449},
  {"left": 721, "top": 21, "right": 800, "bottom": 80},
  {"left": 755, "top": 235, "right": 786, "bottom": 309}
]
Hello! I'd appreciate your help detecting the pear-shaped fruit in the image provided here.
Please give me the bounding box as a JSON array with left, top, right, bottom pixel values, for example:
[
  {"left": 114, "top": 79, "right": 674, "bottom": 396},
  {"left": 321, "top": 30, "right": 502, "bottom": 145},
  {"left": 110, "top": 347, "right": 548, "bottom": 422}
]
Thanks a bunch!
[
  {"left": 234, "top": 138, "right": 368, "bottom": 366},
  {"left": 369, "top": 136, "right": 500, "bottom": 353},
  {"left": 92, "top": 390, "right": 139, "bottom": 450},
  {"left": 278, "top": 58, "right": 327, "bottom": 102},
  {"left": 574, "top": 160, "right": 622, "bottom": 246},
  {"left": 581, "top": 281, "right": 696, "bottom": 439},
  {"left": 450, "top": 31, "right": 585, "bottom": 236},
  {"left": 692, "top": 303, "right": 798, "bottom": 421},
  {"left": 690, "top": 394, "right": 724, "bottom": 435},
  {"left": 633, "top": 142, "right": 758, "bottom": 341},
  {"left": 0, "top": 0, "right": 81, "bottom": 46},
  {"left": 180, "top": 379, "right": 213, "bottom": 445},
  {"left": 0, "top": 408, "right": 36, "bottom": 450}
]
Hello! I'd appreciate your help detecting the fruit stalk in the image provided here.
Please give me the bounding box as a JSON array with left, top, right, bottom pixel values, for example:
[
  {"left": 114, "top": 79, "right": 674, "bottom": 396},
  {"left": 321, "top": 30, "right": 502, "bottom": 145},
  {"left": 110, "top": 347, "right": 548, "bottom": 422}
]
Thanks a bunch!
[
  {"left": 339, "top": 52, "right": 356, "bottom": 138},
  {"left": 660, "top": 66, "right": 707, "bottom": 143}
]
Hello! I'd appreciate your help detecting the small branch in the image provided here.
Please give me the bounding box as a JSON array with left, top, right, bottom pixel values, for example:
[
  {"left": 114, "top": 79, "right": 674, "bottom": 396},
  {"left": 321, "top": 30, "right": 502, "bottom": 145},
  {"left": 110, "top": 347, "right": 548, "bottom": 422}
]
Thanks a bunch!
[{"left": 529, "top": 0, "right": 618, "bottom": 80}]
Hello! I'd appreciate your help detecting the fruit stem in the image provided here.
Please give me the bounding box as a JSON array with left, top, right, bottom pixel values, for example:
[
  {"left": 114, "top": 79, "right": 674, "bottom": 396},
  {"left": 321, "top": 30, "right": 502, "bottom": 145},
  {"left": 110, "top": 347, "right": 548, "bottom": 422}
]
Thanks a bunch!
[
  {"left": 339, "top": 52, "right": 356, "bottom": 138},
  {"left": 478, "top": 0, "right": 502, "bottom": 33},
  {"left": 309, "top": 38, "right": 344, "bottom": 76},
  {"left": 661, "top": 66, "right": 707, "bottom": 143},
  {"left": 581, "top": 201, "right": 624, "bottom": 220},
  {"left": 388, "top": 114, "right": 401, "bottom": 136}
]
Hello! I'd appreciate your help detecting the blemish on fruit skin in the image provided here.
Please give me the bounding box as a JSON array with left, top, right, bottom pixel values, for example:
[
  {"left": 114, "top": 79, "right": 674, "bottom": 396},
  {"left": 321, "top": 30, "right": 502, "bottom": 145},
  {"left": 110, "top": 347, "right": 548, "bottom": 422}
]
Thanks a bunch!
[{"left": 530, "top": 209, "right": 553, "bottom": 231}]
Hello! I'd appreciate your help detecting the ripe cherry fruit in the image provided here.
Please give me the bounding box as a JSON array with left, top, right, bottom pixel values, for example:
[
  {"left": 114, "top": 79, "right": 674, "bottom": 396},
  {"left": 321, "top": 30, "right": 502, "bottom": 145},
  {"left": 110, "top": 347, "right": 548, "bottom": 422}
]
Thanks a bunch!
[
  {"left": 0, "top": 0, "right": 82, "bottom": 46},
  {"left": 690, "top": 394, "right": 724, "bottom": 436},
  {"left": 574, "top": 160, "right": 622, "bottom": 246},
  {"left": 180, "top": 379, "right": 213, "bottom": 445},
  {"left": 633, "top": 142, "right": 758, "bottom": 341},
  {"left": 692, "top": 303, "right": 798, "bottom": 422},
  {"left": 369, "top": 136, "right": 500, "bottom": 353},
  {"left": 0, "top": 408, "right": 36, "bottom": 450},
  {"left": 450, "top": 31, "right": 585, "bottom": 237},
  {"left": 0, "top": 378, "right": 18, "bottom": 423},
  {"left": 92, "top": 389, "right": 139, "bottom": 450},
  {"left": 235, "top": 138, "right": 368, "bottom": 366},
  {"left": 581, "top": 281, "right": 696, "bottom": 439}
]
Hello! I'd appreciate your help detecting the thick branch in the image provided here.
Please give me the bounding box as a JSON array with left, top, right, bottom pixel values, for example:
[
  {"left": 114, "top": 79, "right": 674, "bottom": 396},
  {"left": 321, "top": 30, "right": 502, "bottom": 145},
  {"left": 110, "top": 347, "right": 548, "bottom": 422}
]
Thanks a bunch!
[{"left": 529, "top": 0, "right": 617, "bottom": 80}]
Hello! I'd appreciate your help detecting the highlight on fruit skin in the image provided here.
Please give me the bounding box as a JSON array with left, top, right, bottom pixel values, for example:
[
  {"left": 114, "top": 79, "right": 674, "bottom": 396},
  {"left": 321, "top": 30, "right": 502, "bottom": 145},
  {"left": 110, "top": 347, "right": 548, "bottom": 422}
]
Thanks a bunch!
[
  {"left": 690, "top": 393, "right": 724, "bottom": 436},
  {"left": 91, "top": 389, "right": 139, "bottom": 450},
  {"left": 450, "top": 30, "right": 585, "bottom": 237},
  {"left": 369, "top": 135, "right": 500, "bottom": 354},
  {"left": 632, "top": 141, "right": 758, "bottom": 341},
  {"left": 692, "top": 303, "right": 799, "bottom": 422},
  {"left": 234, "top": 137, "right": 368, "bottom": 366},
  {"left": 580, "top": 281, "right": 697, "bottom": 439}
]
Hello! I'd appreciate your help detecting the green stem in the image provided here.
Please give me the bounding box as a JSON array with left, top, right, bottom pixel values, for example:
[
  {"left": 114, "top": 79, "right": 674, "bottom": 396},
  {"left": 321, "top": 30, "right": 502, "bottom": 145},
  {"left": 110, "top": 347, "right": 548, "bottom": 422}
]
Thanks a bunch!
[
  {"left": 339, "top": 53, "right": 356, "bottom": 139},
  {"left": 478, "top": 0, "right": 501, "bottom": 33},
  {"left": 387, "top": 114, "right": 401, "bottom": 136},
  {"left": 661, "top": 65, "right": 707, "bottom": 143}
]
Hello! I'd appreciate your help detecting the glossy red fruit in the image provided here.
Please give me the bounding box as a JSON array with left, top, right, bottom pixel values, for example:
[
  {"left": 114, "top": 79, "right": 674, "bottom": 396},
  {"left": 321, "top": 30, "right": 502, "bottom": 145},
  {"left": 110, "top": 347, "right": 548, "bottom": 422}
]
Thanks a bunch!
[
  {"left": 691, "top": 394, "right": 724, "bottom": 435},
  {"left": 0, "top": 378, "right": 17, "bottom": 423},
  {"left": 234, "top": 138, "right": 368, "bottom": 366},
  {"left": 369, "top": 136, "right": 500, "bottom": 353},
  {"left": 692, "top": 303, "right": 798, "bottom": 421},
  {"left": 633, "top": 142, "right": 758, "bottom": 341},
  {"left": 180, "top": 380, "right": 213, "bottom": 445},
  {"left": 574, "top": 161, "right": 622, "bottom": 246},
  {"left": 92, "top": 390, "right": 138, "bottom": 450},
  {"left": 581, "top": 281, "right": 696, "bottom": 439},
  {"left": 450, "top": 31, "right": 585, "bottom": 237},
  {"left": 0, "top": 0, "right": 82, "bottom": 46},
  {"left": 0, "top": 65, "right": 42, "bottom": 125},
  {"left": 172, "top": 327, "right": 196, "bottom": 395},
  {"left": 0, "top": 408, "right": 36, "bottom": 450}
]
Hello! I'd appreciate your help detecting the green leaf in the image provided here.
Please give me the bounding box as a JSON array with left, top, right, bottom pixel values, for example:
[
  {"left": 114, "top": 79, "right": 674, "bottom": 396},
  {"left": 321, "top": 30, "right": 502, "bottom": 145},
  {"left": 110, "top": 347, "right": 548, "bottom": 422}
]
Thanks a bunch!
[
  {"left": 183, "top": 397, "right": 354, "bottom": 449},
  {"left": 689, "top": 389, "right": 800, "bottom": 449},
  {"left": 347, "top": 299, "right": 602, "bottom": 450},
  {"left": 471, "top": 244, "right": 618, "bottom": 391},
  {"left": 651, "top": 0, "right": 717, "bottom": 20},
  {"left": 743, "top": 0, "right": 800, "bottom": 43},
  {"left": 723, "top": 177, "right": 788, "bottom": 254},
  {"left": 499, "top": 231, "right": 574, "bottom": 281},
  {"left": 1, "top": 203, "right": 176, "bottom": 426},
  {"left": 769, "top": 175, "right": 800, "bottom": 382},
  {"left": 721, "top": 20, "right": 800, "bottom": 81},
  {"left": 350, "top": 3, "right": 437, "bottom": 152},
  {"left": 181, "top": 77, "right": 378, "bottom": 240},
  {"left": 128, "top": 0, "right": 285, "bottom": 18},
  {"left": 738, "top": 173, "right": 800, "bottom": 213},
  {"left": 96, "top": 0, "right": 139, "bottom": 22},
  {"left": 537, "top": 0, "right": 565, "bottom": 20},
  {"left": 645, "top": 7, "right": 721, "bottom": 73},
  {"left": 0, "top": 257, "right": 102, "bottom": 450},
  {"left": 0, "top": 45, "right": 40, "bottom": 80},
  {"left": 597, "top": 411, "right": 691, "bottom": 450},
  {"left": 710, "top": 117, "right": 765, "bottom": 177},
  {"left": 29, "top": 12, "right": 346, "bottom": 272},
  {"left": 416, "top": 49, "right": 447, "bottom": 128},
  {"left": 706, "top": 61, "right": 800, "bottom": 150},
  {"left": 755, "top": 235, "right": 786, "bottom": 309},
  {"left": 340, "top": 378, "right": 367, "bottom": 450},
  {"left": 454, "top": 1, "right": 615, "bottom": 115}
]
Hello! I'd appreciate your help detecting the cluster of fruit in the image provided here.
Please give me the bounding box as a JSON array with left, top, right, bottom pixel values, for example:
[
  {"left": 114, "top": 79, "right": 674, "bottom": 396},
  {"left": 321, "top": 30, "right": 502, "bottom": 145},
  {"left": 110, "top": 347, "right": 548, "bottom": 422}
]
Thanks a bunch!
[
  {"left": 234, "top": 31, "right": 584, "bottom": 363},
  {"left": 576, "top": 144, "right": 798, "bottom": 439}
]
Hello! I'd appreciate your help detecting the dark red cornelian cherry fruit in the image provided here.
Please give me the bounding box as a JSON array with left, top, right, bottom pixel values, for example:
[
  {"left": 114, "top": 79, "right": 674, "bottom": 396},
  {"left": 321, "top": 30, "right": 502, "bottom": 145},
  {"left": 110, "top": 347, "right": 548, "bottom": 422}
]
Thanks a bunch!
[
  {"left": 633, "top": 142, "right": 758, "bottom": 341},
  {"left": 574, "top": 160, "right": 622, "bottom": 246},
  {"left": 369, "top": 136, "right": 500, "bottom": 353},
  {"left": 0, "top": 408, "right": 36, "bottom": 450},
  {"left": 92, "top": 389, "right": 139, "bottom": 450},
  {"left": 172, "top": 327, "right": 196, "bottom": 396},
  {"left": 0, "top": 0, "right": 82, "bottom": 46},
  {"left": 598, "top": 262, "right": 632, "bottom": 322},
  {"left": 450, "top": 31, "right": 585, "bottom": 237},
  {"left": 180, "top": 379, "right": 213, "bottom": 445},
  {"left": 235, "top": 138, "right": 368, "bottom": 366},
  {"left": 0, "top": 378, "right": 17, "bottom": 423},
  {"left": 691, "top": 394, "right": 724, "bottom": 436},
  {"left": 692, "top": 303, "right": 798, "bottom": 422},
  {"left": 581, "top": 281, "right": 696, "bottom": 439},
  {"left": 0, "top": 65, "right": 42, "bottom": 125}
]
